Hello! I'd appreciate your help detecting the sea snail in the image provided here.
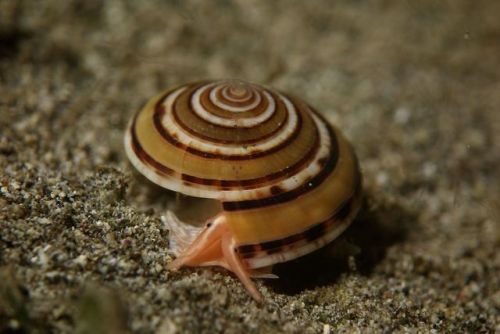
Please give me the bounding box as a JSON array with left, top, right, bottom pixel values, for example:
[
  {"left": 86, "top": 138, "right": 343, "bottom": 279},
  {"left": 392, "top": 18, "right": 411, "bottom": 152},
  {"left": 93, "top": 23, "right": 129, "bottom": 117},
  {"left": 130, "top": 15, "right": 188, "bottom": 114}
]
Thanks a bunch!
[{"left": 124, "top": 79, "right": 362, "bottom": 301}]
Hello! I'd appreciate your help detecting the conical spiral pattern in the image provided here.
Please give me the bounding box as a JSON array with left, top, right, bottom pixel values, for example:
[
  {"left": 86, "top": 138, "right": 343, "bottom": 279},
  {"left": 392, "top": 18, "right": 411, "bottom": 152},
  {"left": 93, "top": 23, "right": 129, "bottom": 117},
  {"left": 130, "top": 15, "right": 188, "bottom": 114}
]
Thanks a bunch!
[
  {"left": 126, "top": 80, "right": 342, "bottom": 201},
  {"left": 125, "top": 80, "right": 362, "bottom": 268}
]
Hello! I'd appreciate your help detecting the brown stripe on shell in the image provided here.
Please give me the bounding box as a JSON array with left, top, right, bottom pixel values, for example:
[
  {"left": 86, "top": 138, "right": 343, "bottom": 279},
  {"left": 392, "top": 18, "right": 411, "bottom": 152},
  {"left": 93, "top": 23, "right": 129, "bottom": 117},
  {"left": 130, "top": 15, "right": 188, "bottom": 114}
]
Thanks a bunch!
[
  {"left": 172, "top": 100, "right": 289, "bottom": 145},
  {"left": 128, "top": 81, "right": 339, "bottom": 195},
  {"left": 202, "top": 84, "right": 268, "bottom": 119},
  {"left": 218, "top": 84, "right": 253, "bottom": 105},
  {"left": 156, "top": 85, "right": 289, "bottom": 145},
  {"left": 178, "top": 123, "right": 320, "bottom": 189},
  {"left": 154, "top": 92, "right": 303, "bottom": 160},
  {"left": 236, "top": 170, "right": 362, "bottom": 258},
  {"left": 222, "top": 115, "right": 339, "bottom": 210},
  {"left": 129, "top": 101, "right": 321, "bottom": 191},
  {"left": 187, "top": 82, "right": 275, "bottom": 128},
  {"left": 129, "top": 112, "right": 175, "bottom": 177},
  {"left": 130, "top": 107, "right": 321, "bottom": 193},
  {"left": 172, "top": 83, "right": 289, "bottom": 142},
  {"left": 224, "top": 83, "right": 253, "bottom": 98},
  {"left": 270, "top": 185, "right": 285, "bottom": 195}
]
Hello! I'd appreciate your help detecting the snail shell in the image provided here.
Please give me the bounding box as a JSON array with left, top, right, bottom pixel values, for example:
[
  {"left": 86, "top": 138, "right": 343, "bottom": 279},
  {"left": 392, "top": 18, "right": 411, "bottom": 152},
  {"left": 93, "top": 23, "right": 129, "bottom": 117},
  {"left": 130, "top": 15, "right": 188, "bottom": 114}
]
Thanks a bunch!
[{"left": 124, "top": 80, "right": 362, "bottom": 301}]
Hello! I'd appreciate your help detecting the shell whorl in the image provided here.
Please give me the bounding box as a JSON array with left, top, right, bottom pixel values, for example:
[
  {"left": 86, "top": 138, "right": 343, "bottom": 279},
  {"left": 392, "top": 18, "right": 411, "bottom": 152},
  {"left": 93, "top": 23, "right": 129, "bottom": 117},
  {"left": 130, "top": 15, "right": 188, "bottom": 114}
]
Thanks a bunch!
[
  {"left": 126, "top": 79, "right": 362, "bottom": 269},
  {"left": 125, "top": 80, "right": 342, "bottom": 203}
]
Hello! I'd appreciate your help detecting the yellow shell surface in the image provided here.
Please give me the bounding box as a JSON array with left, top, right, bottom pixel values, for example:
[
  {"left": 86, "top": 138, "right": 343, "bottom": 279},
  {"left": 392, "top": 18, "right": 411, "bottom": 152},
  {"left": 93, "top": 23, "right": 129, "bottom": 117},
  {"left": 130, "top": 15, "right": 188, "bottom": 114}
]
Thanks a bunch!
[{"left": 125, "top": 80, "right": 362, "bottom": 268}]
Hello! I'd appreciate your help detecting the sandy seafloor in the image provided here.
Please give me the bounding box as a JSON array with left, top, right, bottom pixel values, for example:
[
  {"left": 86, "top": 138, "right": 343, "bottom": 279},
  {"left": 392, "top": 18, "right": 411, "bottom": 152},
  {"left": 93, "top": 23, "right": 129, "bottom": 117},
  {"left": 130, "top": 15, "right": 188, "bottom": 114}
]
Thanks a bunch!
[{"left": 1, "top": 1, "right": 499, "bottom": 333}]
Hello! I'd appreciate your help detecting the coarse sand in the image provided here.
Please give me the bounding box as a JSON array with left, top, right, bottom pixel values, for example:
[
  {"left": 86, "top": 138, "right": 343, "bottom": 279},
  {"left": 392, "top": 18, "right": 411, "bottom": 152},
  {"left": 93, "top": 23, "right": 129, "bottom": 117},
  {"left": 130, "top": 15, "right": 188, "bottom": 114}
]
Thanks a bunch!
[{"left": 1, "top": 1, "right": 499, "bottom": 333}]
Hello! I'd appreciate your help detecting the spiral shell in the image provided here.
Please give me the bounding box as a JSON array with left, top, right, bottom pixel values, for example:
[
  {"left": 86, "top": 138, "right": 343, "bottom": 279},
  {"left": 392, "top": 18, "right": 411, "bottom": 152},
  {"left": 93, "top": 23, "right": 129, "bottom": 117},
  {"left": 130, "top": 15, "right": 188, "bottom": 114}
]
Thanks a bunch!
[{"left": 125, "top": 79, "right": 362, "bottom": 300}]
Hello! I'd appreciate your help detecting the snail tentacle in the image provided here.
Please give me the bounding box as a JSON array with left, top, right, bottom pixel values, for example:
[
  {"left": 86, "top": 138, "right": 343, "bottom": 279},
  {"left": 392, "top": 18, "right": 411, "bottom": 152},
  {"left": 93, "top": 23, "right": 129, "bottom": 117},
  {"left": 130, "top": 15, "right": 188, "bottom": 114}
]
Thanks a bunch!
[
  {"left": 166, "top": 213, "right": 261, "bottom": 301},
  {"left": 166, "top": 214, "right": 227, "bottom": 270}
]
